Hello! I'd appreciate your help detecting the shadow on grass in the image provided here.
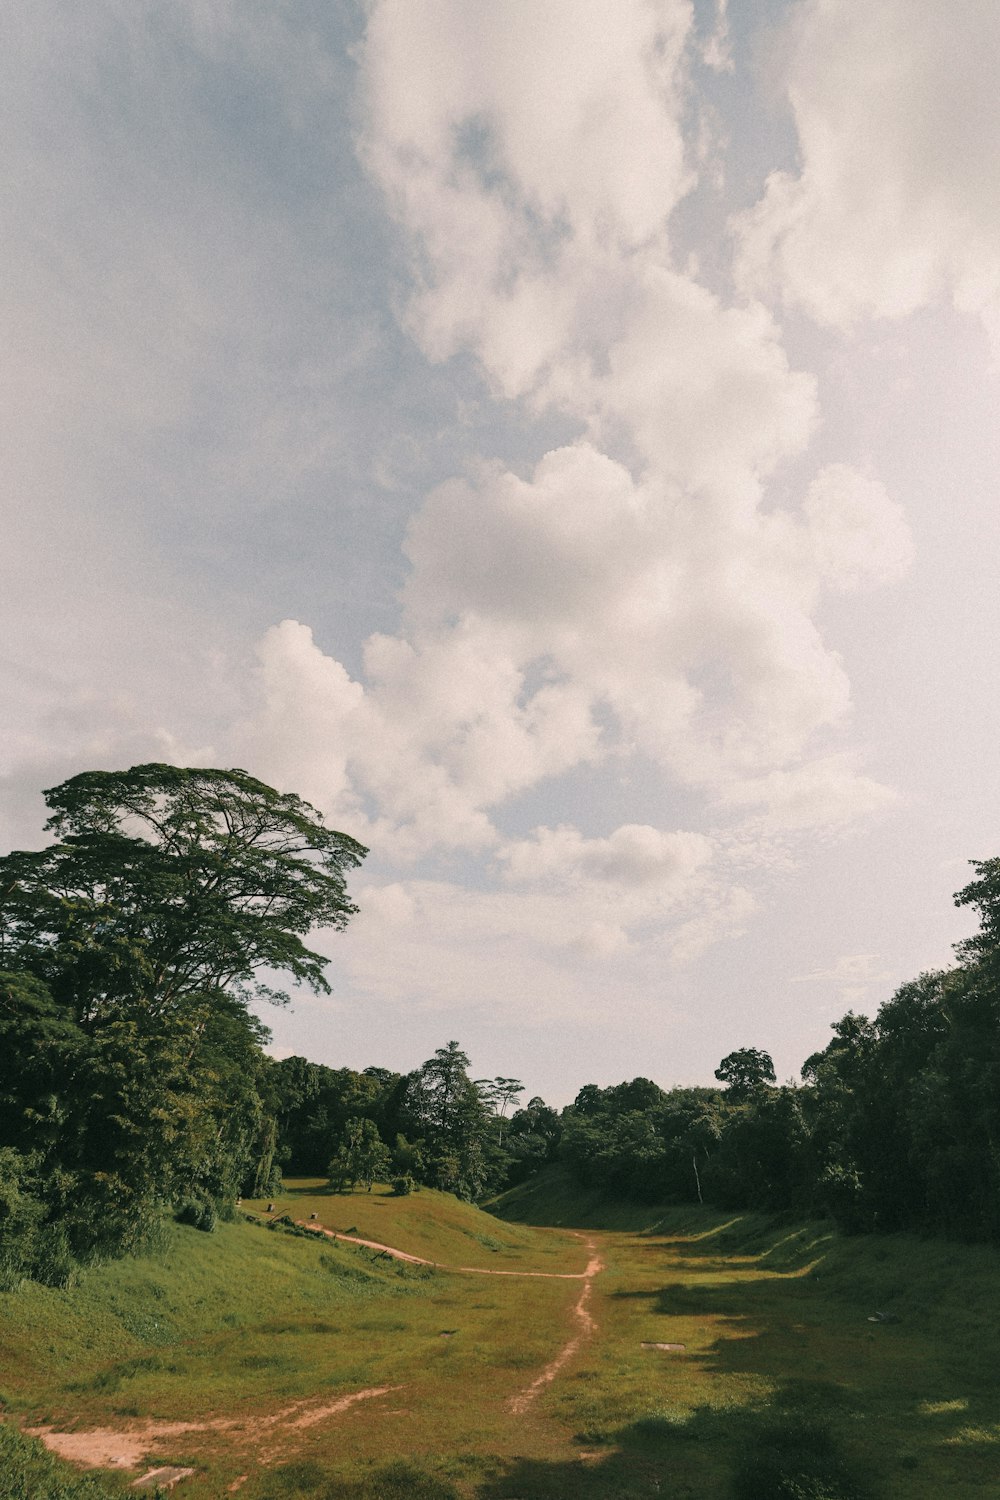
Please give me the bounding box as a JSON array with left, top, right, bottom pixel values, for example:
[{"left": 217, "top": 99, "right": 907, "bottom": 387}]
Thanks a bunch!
[
  {"left": 472, "top": 1400, "right": 884, "bottom": 1500},
  {"left": 260, "top": 1458, "right": 464, "bottom": 1499},
  {"left": 257, "top": 1388, "right": 884, "bottom": 1500}
]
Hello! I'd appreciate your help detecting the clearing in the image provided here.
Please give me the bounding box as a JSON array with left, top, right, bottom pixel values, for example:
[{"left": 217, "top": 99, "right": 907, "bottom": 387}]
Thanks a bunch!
[{"left": 3, "top": 1176, "right": 1000, "bottom": 1498}]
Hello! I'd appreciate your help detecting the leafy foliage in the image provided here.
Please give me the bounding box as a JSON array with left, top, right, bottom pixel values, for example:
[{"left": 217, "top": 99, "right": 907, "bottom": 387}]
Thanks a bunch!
[
  {"left": 328, "top": 1118, "right": 392, "bottom": 1192},
  {"left": 400, "top": 1042, "right": 494, "bottom": 1199},
  {"left": 715, "top": 1047, "right": 777, "bottom": 1101},
  {"left": 0, "top": 764, "right": 364, "bottom": 1280},
  {"left": 1, "top": 763, "right": 366, "bottom": 1022},
  {"left": 540, "top": 859, "right": 1000, "bottom": 1243}
]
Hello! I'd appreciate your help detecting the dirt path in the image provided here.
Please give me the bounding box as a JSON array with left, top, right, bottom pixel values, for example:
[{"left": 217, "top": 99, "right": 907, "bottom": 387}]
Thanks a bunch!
[
  {"left": 300, "top": 1218, "right": 606, "bottom": 1413},
  {"left": 297, "top": 1220, "right": 598, "bottom": 1279},
  {"left": 25, "top": 1386, "right": 397, "bottom": 1472},
  {"left": 28, "top": 1223, "right": 603, "bottom": 1476},
  {"left": 298, "top": 1222, "right": 434, "bottom": 1264},
  {"left": 508, "top": 1237, "right": 603, "bottom": 1415}
]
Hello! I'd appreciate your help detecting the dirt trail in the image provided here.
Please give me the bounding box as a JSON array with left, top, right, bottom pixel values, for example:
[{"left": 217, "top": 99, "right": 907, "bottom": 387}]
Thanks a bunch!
[
  {"left": 28, "top": 1223, "right": 603, "bottom": 1475},
  {"left": 297, "top": 1220, "right": 597, "bottom": 1279},
  {"left": 508, "top": 1237, "right": 603, "bottom": 1415},
  {"left": 25, "top": 1386, "right": 397, "bottom": 1472},
  {"left": 297, "top": 1222, "right": 433, "bottom": 1264},
  {"left": 300, "top": 1218, "right": 606, "bottom": 1413}
]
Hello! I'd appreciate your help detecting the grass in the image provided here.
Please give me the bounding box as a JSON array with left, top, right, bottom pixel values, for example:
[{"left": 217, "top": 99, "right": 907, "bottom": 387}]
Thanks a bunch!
[
  {"left": 0, "top": 1425, "right": 128, "bottom": 1499},
  {"left": 2, "top": 1175, "right": 999, "bottom": 1497},
  {"left": 253, "top": 1179, "right": 575, "bottom": 1271}
]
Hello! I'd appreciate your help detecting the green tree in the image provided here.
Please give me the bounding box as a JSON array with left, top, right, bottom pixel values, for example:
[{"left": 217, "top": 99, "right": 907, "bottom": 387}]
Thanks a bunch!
[
  {"left": 505, "top": 1096, "right": 561, "bottom": 1183},
  {"left": 714, "top": 1047, "right": 776, "bottom": 1102},
  {"left": 328, "top": 1117, "right": 392, "bottom": 1193},
  {"left": 0, "top": 763, "right": 366, "bottom": 1025},
  {"left": 476, "top": 1076, "right": 524, "bottom": 1147},
  {"left": 0, "top": 764, "right": 366, "bottom": 1273},
  {"left": 403, "top": 1042, "right": 492, "bottom": 1198}
]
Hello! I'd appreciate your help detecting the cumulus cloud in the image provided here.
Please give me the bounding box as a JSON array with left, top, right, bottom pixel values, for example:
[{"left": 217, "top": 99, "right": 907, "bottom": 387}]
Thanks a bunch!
[
  {"left": 346, "top": 4, "right": 909, "bottom": 832},
  {"left": 360, "top": 0, "right": 694, "bottom": 394},
  {"left": 735, "top": 0, "right": 1000, "bottom": 351},
  {"left": 499, "top": 823, "right": 713, "bottom": 890},
  {"left": 803, "top": 465, "right": 914, "bottom": 592},
  {"left": 3, "top": 0, "right": 922, "bottom": 1034},
  {"left": 241, "top": 440, "right": 906, "bottom": 860}
]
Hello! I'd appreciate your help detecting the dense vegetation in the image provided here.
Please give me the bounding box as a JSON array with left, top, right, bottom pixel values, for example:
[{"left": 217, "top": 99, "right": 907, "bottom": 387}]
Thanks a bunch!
[
  {"left": 0, "top": 764, "right": 365, "bottom": 1285},
  {"left": 551, "top": 860, "right": 1000, "bottom": 1242},
  {"left": 266, "top": 860, "right": 1000, "bottom": 1245},
  {"left": 4, "top": 762, "right": 1000, "bottom": 1295}
]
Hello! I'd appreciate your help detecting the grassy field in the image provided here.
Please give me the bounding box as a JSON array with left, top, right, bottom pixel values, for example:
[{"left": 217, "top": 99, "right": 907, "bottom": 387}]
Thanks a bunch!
[{"left": 2, "top": 1176, "right": 999, "bottom": 1498}]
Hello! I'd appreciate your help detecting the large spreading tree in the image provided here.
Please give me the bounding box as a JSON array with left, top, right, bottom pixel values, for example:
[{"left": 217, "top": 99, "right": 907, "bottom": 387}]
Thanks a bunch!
[{"left": 0, "top": 764, "right": 366, "bottom": 1281}]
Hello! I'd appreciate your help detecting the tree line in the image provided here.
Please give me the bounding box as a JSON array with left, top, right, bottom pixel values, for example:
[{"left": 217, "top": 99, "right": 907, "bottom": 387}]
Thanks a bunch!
[
  {"left": 3, "top": 762, "right": 1000, "bottom": 1289},
  {"left": 541, "top": 861, "right": 1000, "bottom": 1242}
]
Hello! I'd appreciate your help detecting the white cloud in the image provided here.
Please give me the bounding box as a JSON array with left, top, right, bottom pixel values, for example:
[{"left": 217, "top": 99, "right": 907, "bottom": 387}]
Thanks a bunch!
[
  {"left": 245, "top": 620, "right": 365, "bottom": 820},
  {"left": 499, "top": 823, "right": 712, "bottom": 890},
  {"left": 342, "top": 1, "right": 911, "bottom": 848},
  {"left": 735, "top": 0, "right": 1000, "bottom": 352},
  {"left": 716, "top": 753, "right": 900, "bottom": 835},
  {"left": 331, "top": 842, "right": 750, "bottom": 1024},
  {"left": 238, "top": 416, "right": 913, "bottom": 859},
  {"left": 585, "top": 265, "right": 817, "bottom": 492},
  {"left": 360, "top": 0, "right": 695, "bottom": 394},
  {"left": 803, "top": 464, "right": 914, "bottom": 592},
  {"left": 790, "top": 951, "right": 894, "bottom": 1008}
]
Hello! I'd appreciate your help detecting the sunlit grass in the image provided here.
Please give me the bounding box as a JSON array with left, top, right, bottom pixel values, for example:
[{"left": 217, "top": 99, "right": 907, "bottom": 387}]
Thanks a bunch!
[{"left": 3, "top": 1176, "right": 1000, "bottom": 1497}]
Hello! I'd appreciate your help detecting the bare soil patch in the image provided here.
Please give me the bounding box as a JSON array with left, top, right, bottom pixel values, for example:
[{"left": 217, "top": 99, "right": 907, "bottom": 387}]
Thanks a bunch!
[{"left": 26, "top": 1385, "right": 398, "bottom": 1473}]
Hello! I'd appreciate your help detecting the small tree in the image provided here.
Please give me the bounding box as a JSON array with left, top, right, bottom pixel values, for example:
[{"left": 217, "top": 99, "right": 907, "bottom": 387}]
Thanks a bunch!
[
  {"left": 328, "top": 1117, "right": 391, "bottom": 1193},
  {"left": 476, "top": 1076, "right": 524, "bottom": 1147}
]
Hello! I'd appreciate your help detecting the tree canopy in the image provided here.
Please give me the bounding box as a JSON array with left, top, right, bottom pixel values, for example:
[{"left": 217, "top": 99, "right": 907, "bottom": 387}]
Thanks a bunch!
[
  {"left": 0, "top": 764, "right": 366, "bottom": 1283},
  {"left": 0, "top": 763, "right": 367, "bottom": 1024}
]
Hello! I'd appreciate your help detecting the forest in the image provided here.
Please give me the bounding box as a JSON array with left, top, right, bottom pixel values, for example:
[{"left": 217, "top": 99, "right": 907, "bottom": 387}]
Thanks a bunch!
[{"left": 3, "top": 762, "right": 1000, "bottom": 1291}]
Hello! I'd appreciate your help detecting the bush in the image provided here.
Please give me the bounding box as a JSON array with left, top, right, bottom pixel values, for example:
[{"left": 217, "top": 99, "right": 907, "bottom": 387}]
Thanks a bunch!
[
  {"left": 391, "top": 1175, "right": 414, "bottom": 1197},
  {"left": 175, "top": 1196, "right": 218, "bottom": 1232}
]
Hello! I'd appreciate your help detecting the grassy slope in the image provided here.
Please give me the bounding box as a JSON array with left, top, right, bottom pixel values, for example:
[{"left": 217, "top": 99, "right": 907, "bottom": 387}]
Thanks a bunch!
[
  {"left": 251, "top": 1179, "right": 579, "bottom": 1270},
  {"left": 0, "top": 1184, "right": 585, "bottom": 1498},
  {"left": 485, "top": 1166, "right": 684, "bottom": 1231},
  {"left": 489, "top": 1169, "right": 1000, "bottom": 1499},
  {"left": 3, "top": 1173, "right": 1000, "bottom": 1498}
]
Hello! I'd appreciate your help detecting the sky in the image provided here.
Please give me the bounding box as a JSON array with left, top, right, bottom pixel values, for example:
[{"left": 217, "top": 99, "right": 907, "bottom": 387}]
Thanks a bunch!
[{"left": 4, "top": 0, "right": 1000, "bottom": 1105}]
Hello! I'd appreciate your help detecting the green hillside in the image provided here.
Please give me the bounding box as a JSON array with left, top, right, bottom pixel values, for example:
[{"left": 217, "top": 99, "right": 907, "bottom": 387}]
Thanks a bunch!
[
  {"left": 485, "top": 1164, "right": 687, "bottom": 1230},
  {"left": 3, "top": 1178, "right": 1000, "bottom": 1499}
]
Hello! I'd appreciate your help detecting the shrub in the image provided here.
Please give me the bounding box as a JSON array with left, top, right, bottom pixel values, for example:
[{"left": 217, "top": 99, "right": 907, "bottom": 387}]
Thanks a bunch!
[{"left": 175, "top": 1196, "right": 218, "bottom": 1232}]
